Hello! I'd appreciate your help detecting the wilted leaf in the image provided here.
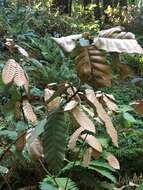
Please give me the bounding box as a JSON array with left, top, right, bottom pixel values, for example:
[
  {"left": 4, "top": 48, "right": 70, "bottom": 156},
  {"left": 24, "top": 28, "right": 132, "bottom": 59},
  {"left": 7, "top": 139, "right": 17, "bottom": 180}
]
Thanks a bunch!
[
  {"left": 2, "top": 59, "right": 17, "bottom": 85},
  {"left": 99, "top": 26, "right": 134, "bottom": 39},
  {"left": 86, "top": 89, "right": 118, "bottom": 147},
  {"left": 22, "top": 100, "right": 37, "bottom": 125},
  {"left": 71, "top": 106, "right": 95, "bottom": 133},
  {"left": 81, "top": 134, "right": 102, "bottom": 152},
  {"left": 14, "top": 64, "right": 29, "bottom": 93},
  {"left": 15, "top": 132, "right": 26, "bottom": 152},
  {"left": 132, "top": 100, "right": 143, "bottom": 116},
  {"left": 102, "top": 94, "right": 118, "bottom": 112},
  {"left": 106, "top": 153, "right": 120, "bottom": 170},
  {"left": 75, "top": 46, "right": 112, "bottom": 88},
  {"left": 95, "top": 26, "right": 143, "bottom": 54},
  {"left": 44, "top": 88, "right": 55, "bottom": 102},
  {"left": 64, "top": 100, "right": 78, "bottom": 111},
  {"left": 68, "top": 127, "right": 84, "bottom": 150},
  {"left": 52, "top": 34, "right": 82, "bottom": 53},
  {"left": 71, "top": 106, "right": 102, "bottom": 152},
  {"left": 82, "top": 147, "right": 92, "bottom": 167},
  {"left": 15, "top": 45, "right": 29, "bottom": 58},
  {"left": 26, "top": 131, "right": 44, "bottom": 160}
]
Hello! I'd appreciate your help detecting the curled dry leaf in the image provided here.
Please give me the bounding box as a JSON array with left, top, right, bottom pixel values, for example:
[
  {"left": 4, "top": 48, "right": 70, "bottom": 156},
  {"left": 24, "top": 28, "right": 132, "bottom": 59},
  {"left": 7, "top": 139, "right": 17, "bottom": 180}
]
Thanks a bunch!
[
  {"left": 81, "top": 134, "right": 102, "bottom": 152},
  {"left": 98, "top": 26, "right": 135, "bottom": 39},
  {"left": 71, "top": 106, "right": 102, "bottom": 152},
  {"left": 131, "top": 100, "right": 143, "bottom": 116},
  {"left": 75, "top": 46, "right": 112, "bottom": 88},
  {"left": 96, "top": 92, "right": 118, "bottom": 112},
  {"left": 44, "top": 88, "right": 55, "bottom": 102},
  {"left": 95, "top": 26, "right": 143, "bottom": 54},
  {"left": 44, "top": 88, "right": 61, "bottom": 112},
  {"left": 52, "top": 34, "right": 82, "bottom": 53},
  {"left": 86, "top": 89, "right": 118, "bottom": 147},
  {"left": 68, "top": 127, "right": 84, "bottom": 150},
  {"left": 14, "top": 64, "right": 29, "bottom": 91},
  {"left": 106, "top": 153, "right": 120, "bottom": 170},
  {"left": 26, "top": 131, "right": 44, "bottom": 161},
  {"left": 92, "top": 149, "right": 101, "bottom": 160},
  {"left": 71, "top": 106, "right": 95, "bottom": 133},
  {"left": 102, "top": 95, "right": 118, "bottom": 112},
  {"left": 82, "top": 147, "right": 93, "bottom": 167},
  {"left": 15, "top": 45, "right": 29, "bottom": 58},
  {"left": 2, "top": 59, "right": 17, "bottom": 84},
  {"left": 67, "top": 86, "right": 81, "bottom": 102},
  {"left": 22, "top": 100, "right": 37, "bottom": 125},
  {"left": 2, "top": 59, "right": 29, "bottom": 93},
  {"left": 64, "top": 100, "right": 78, "bottom": 111}
]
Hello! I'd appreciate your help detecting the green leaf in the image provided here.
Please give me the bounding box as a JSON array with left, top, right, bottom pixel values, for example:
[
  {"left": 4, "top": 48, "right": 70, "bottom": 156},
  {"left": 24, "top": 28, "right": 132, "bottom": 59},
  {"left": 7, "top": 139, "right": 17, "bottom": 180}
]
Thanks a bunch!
[
  {"left": 90, "top": 160, "right": 116, "bottom": 172},
  {"left": 88, "top": 166, "right": 116, "bottom": 183},
  {"left": 123, "top": 112, "right": 136, "bottom": 123},
  {"left": 41, "top": 176, "right": 78, "bottom": 190},
  {"left": 43, "top": 108, "right": 67, "bottom": 173},
  {"left": 0, "top": 165, "right": 8, "bottom": 174},
  {"left": 40, "top": 182, "right": 58, "bottom": 190}
]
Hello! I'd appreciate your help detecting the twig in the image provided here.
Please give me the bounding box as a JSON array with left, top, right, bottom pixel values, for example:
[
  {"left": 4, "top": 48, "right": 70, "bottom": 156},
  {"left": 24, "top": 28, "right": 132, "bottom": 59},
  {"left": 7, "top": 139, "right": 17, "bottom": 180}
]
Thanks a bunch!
[
  {"left": 0, "top": 129, "right": 30, "bottom": 162},
  {"left": 64, "top": 133, "right": 88, "bottom": 190},
  {"left": 38, "top": 159, "right": 59, "bottom": 187}
]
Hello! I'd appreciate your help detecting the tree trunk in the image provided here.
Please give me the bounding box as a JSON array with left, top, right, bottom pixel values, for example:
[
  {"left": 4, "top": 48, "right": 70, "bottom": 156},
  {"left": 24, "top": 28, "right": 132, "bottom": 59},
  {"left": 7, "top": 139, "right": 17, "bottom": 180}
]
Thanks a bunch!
[
  {"left": 53, "top": 0, "right": 70, "bottom": 14},
  {"left": 92, "top": 0, "right": 101, "bottom": 20}
]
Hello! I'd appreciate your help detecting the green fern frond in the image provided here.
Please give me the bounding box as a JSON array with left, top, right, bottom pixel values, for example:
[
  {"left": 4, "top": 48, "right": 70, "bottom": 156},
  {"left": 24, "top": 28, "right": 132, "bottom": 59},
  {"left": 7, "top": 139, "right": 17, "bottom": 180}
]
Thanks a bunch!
[{"left": 43, "top": 108, "right": 67, "bottom": 173}]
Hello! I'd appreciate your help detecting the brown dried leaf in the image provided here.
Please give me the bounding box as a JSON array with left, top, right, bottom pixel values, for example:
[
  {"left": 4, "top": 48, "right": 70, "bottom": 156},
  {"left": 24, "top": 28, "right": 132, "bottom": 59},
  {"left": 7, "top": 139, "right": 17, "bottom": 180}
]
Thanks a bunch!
[
  {"left": 52, "top": 34, "right": 82, "bottom": 53},
  {"left": 64, "top": 100, "right": 78, "bottom": 111},
  {"left": 102, "top": 94, "right": 118, "bottom": 112},
  {"left": 81, "top": 134, "right": 102, "bottom": 152},
  {"left": 68, "top": 127, "right": 84, "bottom": 150},
  {"left": 75, "top": 46, "right": 112, "bottom": 88},
  {"left": 2, "top": 59, "right": 17, "bottom": 84},
  {"left": 71, "top": 106, "right": 102, "bottom": 152},
  {"left": 22, "top": 100, "right": 37, "bottom": 125},
  {"left": 26, "top": 134, "right": 44, "bottom": 160},
  {"left": 71, "top": 106, "right": 95, "bottom": 133},
  {"left": 86, "top": 89, "right": 118, "bottom": 147},
  {"left": 44, "top": 88, "right": 55, "bottom": 102},
  {"left": 82, "top": 147, "right": 93, "bottom": 167},
  {"left": 92, "top": 149, "right": 101, "bottom": 160},
  {"left": 95, "top": 26, "right": 143, "bottom": 54},
  {"left": 132, "top": 100, "right": 143, "bottom": 116},
  {"left": 14, "top": 64, "right": 28, "bottom": 87},
  {"left": 15, "top": 132, "right": 26, "bottom": 152},
  {"left": 99, "top": 26, "right": 134, "bottom": 39},
  {"left": 106, "top": 153, "right": 120, "bottom": 170}
]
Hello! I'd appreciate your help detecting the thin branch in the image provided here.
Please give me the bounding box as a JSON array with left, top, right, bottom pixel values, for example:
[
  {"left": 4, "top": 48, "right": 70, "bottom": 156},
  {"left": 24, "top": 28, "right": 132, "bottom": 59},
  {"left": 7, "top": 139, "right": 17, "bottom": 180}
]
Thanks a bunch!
[
  {"left": 64, "top": 133, "right": 88, "bottom": 190},
  {"left": 38, "top": 159, "right": 59, "bottom": 187}
]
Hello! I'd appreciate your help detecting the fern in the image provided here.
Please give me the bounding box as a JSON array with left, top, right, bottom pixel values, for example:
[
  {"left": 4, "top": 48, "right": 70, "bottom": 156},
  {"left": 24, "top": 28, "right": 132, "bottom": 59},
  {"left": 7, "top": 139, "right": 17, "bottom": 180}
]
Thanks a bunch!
[{"left": 43, "top": 108, "right": 67, "bottom": 173}]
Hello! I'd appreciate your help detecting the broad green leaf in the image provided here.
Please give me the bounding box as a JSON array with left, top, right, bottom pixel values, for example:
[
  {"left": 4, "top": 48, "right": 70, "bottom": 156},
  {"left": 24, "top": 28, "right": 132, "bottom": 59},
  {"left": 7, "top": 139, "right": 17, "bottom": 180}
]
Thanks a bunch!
[{"left": 123, "top": 112, "right": 136, "bottom": 123}]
